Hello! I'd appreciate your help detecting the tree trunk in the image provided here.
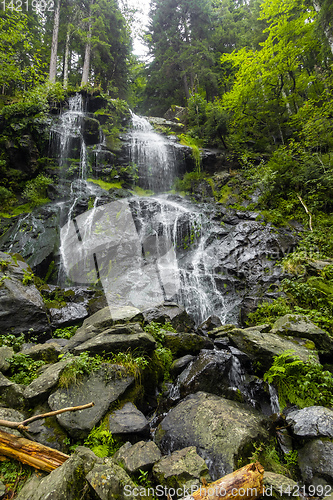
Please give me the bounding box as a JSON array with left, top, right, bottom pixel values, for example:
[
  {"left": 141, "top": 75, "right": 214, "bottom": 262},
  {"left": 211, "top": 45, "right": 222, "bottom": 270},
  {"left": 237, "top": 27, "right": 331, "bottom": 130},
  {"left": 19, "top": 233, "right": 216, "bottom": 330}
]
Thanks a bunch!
[
  {"left": 0, "top": 430, "right": 69, "bottom": 472},
  {"left": 63, "top": 25, "right": 71, "bottom": 89},
  {"left": 190, "top": 462, "right": 264, "bottom": 500},
  {"left": 49, "top": 0, "right": 61, "bottom": 82},
  {"left": 81, "top": 10, "right": 92, "bottom": 87}
]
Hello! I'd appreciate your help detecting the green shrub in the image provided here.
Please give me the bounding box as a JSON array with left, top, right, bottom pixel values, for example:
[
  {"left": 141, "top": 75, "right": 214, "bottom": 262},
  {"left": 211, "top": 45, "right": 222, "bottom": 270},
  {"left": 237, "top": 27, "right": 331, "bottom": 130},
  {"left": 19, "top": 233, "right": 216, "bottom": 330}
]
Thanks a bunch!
[
  {"left": 84, "top": 424, "right": 118, "bottom": 457},
  {"left": 0, "top": 333, "right": 25, "bottom": 352},
  {"left": 53, "top": 325, "right": 79, "bottom": 339},
  {"left": 22, "top": 174, "right": 52, "bottom": 207},
  {"left": 7, "top": 353, "right": 46, "bottom": 385},
  {"left": 263, "top": 350, "right": 333, "bottom": 409},
  {"left": 109, "top": 351, "right": 149, "bottom": 381},
  {"left": 58, "top": 352, "right": 102, "bottom": 388},
  {"left": 144, "top": 321, "right": 176, "bottom": 346}
]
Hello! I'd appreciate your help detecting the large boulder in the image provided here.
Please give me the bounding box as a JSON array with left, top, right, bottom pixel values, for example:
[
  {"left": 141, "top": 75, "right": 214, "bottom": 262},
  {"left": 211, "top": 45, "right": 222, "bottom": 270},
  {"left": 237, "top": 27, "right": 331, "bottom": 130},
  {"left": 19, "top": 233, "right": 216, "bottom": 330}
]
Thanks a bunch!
[
  {"left": 271, "top": 315, "right": 332, "bottom": 353},
  {"left": 0, "top": 372, "right": 26, "bottom": 409},
  {"left": 154, "top": 391, "right": 269, "bottom": 480},
  {"left": 24, "top": 358, "right": 73, "bottom": 404},
  {"left": 286, "top": 406, "right": 333, "bottom": 438},
  {"left": 48, "top": 363, "right": 134, "bottom": 438},
  {"left": 228, "top": 326, "right": 318, "bottom": 372},
  {"left": 0, "top": 408, "right": 26, "bottom": 436},
  {"left": 82, "top": 116, "right": 101, "bottom": 145},
  {"left": 174, "top": 349, "right": 233, "bottom": 399},
  {"left": 0, "top": 252, "right": 50, "bottom": 336},
  {"left": 298, "top": 439, "right": 333, "bottom": 486},
  {"left": 0, "top": 346, "right": 14, "bottom": 372},
  {"left": 163, "top": 333, "right": 213, "bottom": 357}
]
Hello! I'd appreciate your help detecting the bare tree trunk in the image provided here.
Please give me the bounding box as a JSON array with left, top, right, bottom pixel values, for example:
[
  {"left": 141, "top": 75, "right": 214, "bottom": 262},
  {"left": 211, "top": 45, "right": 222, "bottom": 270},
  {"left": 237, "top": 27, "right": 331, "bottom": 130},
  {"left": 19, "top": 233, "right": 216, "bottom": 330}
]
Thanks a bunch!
[
  {"left": 63, "top": 25, "right": 71, "bottom": 89},
  {"left": 49, "top": 0, "right": 61, "bottom": 82},
  {"left": 81, "top": 9, "right": 92, "bottom": 87}
]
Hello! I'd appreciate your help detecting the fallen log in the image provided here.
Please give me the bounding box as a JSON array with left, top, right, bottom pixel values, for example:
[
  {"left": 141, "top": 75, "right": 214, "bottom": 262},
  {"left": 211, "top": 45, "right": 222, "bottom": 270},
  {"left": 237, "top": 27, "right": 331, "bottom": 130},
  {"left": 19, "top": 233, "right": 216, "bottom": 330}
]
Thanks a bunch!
[
  {"left": 0, "top": 429, "right": 69, "bottom": 472},
  {"left": 188, "top": 462, "right": 264, "bottom": 500}
]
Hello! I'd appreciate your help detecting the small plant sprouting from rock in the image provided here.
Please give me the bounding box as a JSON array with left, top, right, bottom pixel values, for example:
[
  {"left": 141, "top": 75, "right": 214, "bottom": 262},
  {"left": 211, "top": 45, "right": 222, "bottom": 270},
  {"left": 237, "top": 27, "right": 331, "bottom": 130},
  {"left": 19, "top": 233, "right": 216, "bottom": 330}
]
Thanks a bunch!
[
  {"left": 53, "top": 325, "right": 79, "bottom": 339},
  {"left": 83, "top": 423, "right": 119, "bottom": 458},
  {"left": 58, "top": 352, "right": 103, "bottom": 388},
  {"left": 110, "top": 350, "right": 149, "bottom": 382},
  {"left": 144, "top": 321, "right": 176, "bottom": 346},
  {"left": 0, "top": 333, "right": 26, "bottom": 352}
]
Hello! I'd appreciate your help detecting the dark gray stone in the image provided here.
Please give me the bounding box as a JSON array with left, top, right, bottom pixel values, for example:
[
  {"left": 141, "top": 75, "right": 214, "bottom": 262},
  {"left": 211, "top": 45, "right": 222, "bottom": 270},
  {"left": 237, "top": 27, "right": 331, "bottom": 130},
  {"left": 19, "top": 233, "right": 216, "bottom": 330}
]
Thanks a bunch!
[
  {"left": 0, "top": 252, "right": 50, "bottom": 336},
  {"left": 0, "top": 346, "right": 14, "bottom": 372},
  {"left": 108, "top": 402, "right": 150, "bottom": 437},
  {"left": 48, "top": 364, "right": 134, "bottom": 438},
  {"left": 113, "top": 441, "right": 161, "bottom": 473},
  {"left": 24, "top": 358, "right": 72, "bottom": 403},
  {"left": 298, "top": 439, "right": 333, "bottom": 486},
  {"left": 170, "top": 355, "right": 195, "bottom": 377},
  {"left": 0, "top": 408, "right": 26, "bottom": 437},
  {"left": 152, "top": 446, "right": 211, "bottom": 491},
  {"left": 164, "top": 332, "right": 213, "bottom": 357},
  {"left": 286, "top": 407, "right": 333, "bottom": 438}
]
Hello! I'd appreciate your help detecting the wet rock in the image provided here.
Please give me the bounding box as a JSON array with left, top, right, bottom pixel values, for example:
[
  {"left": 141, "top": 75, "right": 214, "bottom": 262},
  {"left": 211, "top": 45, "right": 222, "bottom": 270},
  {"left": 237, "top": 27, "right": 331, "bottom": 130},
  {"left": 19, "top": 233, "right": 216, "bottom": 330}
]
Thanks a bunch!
[
  {"left": 170, "top": 355, "right": 195, "bottom": 377},
  {"left": 114, "top": 441, "right": 161, "bottom": 473},
  {"left": 82, "top": 116, "right": 101, "bottom": 145},
  {"left": 0, "top": 252, "right": 51, "bottom": 336},
  {"left": 153, "top": 446, "right": 211, "bottom": 491},
  {"left": 86, "top": 457, "right": 139, "bottom": 500},
  {"left": 286, "top": 407, "right": 333, "bottom": 438},
  {"left": 0, "top": 346, "right": 14, "bottom": 372},
  {"left": 154, "top": 391, "right": 269, "bottom": 480},
  {"left": 175, "top": 350, "right": 233, "bottom": 398},
  {"left": 164, "top": 333, "right": 213, "bottom": 357},
  {"left": 142, "top": 303, "right": 195, "bottom": 332},
  {"left": 72, "top": 324, "right": 156, "bottom": 356},
  {"left": 48, "top": 364, "right": 134, "bottom": 438},
  {"left": 108, "top": 402, "right": 150, "bottom": 438},
  {"left": 0, "top": 408, "right": 26, "bottom": 436},
  {"left": 16, "top": 446, "right": 100, "bottom": 500},
  {"left": 49, "top": 303, "right": 89, "bottom": 328},
  {"left": 20, "top": 342, "right": 62, "bottom": 363},
  {"left": 24, "top": 358, "right": 72, "bottom": 404},
  {"left": 228, "top": 327, "right": 318, "bottom": 372},
  {"left": 271, "top": 315, "right": 332, "bottom": 353},
  {"left": 264, "top": 472, "right": 300, "bottom": 500},
  {"left": 208, "top": 324, "right": 238, "bottom": 338},
  {"left": 298, "top": 439, "right": 333, "bottom": 486},
  {"left": 0, "top": 205, "right": 61, "bottom": 274},
  {"left": 164, "top": 106, "right": 187, "bottom": 122},
  {"left": 198, "top": 316, "right": 222, "bottom": 335}
]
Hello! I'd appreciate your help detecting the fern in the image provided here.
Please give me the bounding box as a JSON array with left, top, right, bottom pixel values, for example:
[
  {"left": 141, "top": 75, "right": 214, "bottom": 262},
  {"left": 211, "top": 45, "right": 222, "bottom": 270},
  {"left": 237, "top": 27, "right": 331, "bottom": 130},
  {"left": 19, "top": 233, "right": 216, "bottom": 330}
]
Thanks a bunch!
[{"left": 264, "top": 350, "right": 333, "bottom": 409}]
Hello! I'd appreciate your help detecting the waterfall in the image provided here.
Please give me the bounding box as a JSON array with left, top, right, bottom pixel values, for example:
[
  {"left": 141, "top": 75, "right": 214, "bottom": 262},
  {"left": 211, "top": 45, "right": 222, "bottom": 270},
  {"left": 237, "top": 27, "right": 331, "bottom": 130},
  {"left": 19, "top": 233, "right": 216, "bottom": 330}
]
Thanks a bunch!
[
  {"left": 129, "top": 112, "right": 181, "bottom": 192},
  {"left": 56, "top": 106, "right": 238, "bottom": 325}
]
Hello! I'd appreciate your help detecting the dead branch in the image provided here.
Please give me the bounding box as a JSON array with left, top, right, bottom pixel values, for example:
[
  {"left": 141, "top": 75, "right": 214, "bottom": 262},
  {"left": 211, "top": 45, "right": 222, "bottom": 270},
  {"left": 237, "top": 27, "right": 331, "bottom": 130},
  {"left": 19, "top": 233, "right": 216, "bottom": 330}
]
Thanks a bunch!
[
  {"left": 297, "top": 194, "right": 313, "bottom": 231},
  {"left": 0, "top": 402, "right": 94, "bottom": 432}
]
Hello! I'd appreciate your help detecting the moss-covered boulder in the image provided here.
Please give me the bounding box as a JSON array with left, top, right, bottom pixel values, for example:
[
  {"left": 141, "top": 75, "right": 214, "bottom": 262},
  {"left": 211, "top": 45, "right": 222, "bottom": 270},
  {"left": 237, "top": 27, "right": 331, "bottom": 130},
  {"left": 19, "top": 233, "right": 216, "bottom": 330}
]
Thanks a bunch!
[
  {"left": 154, "top": 391, "right": 269, "bottom": 480},
  {"left": 228, "top": 326, "right": 318, "bottom": 372},
  {"left": 271, "top": 314, "right": 332, "bottom": 353},
  {"left": 163, "top": 333, "right": 213, "bottom": 357},
  {"left": 114, "top": 441, "right": 161, "bottom": 474},
  {"left": 82, "top": 116, "right": 101, "bottom": 145}
]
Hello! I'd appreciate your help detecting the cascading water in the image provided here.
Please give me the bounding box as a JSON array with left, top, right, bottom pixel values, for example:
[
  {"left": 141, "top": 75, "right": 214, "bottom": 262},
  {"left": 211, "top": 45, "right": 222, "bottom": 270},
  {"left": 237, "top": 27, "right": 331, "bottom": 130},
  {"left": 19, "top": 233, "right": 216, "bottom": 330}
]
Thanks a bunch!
[
  {"left": 57, "top": 108, "right": 240, "bottom": 324},
  {"left": 129, "top": 112, "right": 182, "bottom": 192}
]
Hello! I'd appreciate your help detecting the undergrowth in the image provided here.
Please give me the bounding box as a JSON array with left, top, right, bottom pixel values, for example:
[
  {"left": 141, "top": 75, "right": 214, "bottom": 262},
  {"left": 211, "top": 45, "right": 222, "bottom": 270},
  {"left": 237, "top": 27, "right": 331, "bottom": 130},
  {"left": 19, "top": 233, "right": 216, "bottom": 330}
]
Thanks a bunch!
[{"left": 264, "top": 350, "right": 333, "bottom": 409}]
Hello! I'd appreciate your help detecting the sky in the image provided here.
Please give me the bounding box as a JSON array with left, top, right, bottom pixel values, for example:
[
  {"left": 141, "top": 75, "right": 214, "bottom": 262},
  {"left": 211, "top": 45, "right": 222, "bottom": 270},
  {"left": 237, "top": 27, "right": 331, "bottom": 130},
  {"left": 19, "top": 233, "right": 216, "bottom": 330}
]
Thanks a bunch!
[{"left": 120, "top": 0, "right": 151, "bottom": 59}]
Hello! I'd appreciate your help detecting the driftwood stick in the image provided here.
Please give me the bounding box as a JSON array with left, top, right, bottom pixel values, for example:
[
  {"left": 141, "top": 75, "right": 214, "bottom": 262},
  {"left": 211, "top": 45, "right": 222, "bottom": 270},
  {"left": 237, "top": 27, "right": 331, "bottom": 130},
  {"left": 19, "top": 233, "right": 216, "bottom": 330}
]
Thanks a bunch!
[{"left": 0, "top": 402, "right": 94, "bottom": 432}]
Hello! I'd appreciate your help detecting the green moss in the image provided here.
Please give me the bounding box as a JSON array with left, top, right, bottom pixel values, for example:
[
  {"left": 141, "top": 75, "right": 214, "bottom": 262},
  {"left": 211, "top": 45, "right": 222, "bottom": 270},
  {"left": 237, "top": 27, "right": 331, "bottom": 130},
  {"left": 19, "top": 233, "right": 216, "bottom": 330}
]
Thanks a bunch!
[
  {"left": 131, "top": 186, "right": 154, "bottom": 196},
  {"left": 218, "top": 184, "right": 232, "bottom": 204},
  {"left": 87, "top": 178, "right": 123, "bottom": 190}
]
